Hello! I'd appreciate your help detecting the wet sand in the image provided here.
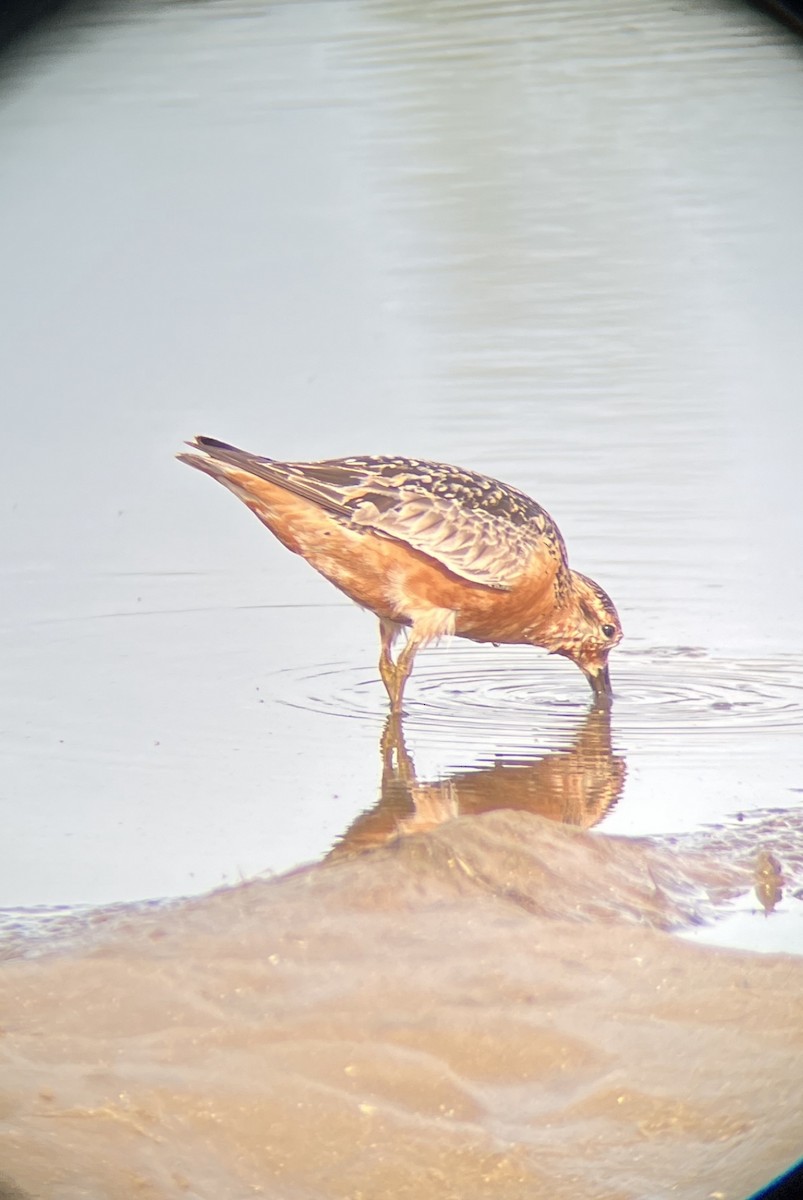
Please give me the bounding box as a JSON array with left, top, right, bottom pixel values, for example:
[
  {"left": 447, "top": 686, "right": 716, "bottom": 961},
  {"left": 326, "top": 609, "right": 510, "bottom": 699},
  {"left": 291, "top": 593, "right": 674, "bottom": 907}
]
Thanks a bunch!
[{"left": 2, "top": 811, "right": 801, "bottom": 1199}]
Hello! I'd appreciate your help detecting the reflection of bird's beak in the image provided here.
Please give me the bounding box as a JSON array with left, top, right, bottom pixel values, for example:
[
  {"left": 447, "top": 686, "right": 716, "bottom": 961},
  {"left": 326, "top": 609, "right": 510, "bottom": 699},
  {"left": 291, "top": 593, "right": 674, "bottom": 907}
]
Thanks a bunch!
[{"left": 584, "top": 662, "right": 612, "bottom": 701}]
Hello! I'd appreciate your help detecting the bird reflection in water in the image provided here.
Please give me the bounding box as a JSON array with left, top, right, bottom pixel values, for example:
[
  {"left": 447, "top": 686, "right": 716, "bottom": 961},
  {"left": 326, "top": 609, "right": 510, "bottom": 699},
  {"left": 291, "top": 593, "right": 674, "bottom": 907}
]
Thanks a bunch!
[{"left": 329, "top": 701, "right": 626, "bottom": 859}]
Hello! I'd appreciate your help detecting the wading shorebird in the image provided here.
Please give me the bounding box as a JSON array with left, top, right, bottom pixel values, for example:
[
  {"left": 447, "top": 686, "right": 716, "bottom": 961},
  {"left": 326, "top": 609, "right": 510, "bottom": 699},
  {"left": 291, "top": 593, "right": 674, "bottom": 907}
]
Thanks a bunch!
[{"left": 178, "top": 437, "right": 622, "bottom": 709}]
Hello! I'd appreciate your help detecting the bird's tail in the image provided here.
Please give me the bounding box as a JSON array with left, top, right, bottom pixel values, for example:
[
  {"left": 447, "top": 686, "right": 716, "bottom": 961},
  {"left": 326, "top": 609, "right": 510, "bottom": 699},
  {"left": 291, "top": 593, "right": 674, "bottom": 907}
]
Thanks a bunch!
[
  {"left": 177, "top": 436, "right": 352, "bottom": 523},
  {"left": 176, "top": 435, "right": 275, "bottom": 484}
]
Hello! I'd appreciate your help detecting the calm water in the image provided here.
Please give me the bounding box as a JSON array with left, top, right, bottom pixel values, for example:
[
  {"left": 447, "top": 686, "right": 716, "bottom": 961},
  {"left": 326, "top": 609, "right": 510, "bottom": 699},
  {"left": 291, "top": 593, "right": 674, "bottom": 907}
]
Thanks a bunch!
[{"left": 1, "top": 0, "right": 802, "bottom": 950}]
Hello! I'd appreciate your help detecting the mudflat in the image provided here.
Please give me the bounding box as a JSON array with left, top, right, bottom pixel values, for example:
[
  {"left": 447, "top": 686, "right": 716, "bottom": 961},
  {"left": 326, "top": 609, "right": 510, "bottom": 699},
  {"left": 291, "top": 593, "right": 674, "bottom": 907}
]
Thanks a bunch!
[{"left": 2, "top": 810, "right": 800, "bottom": 1199}]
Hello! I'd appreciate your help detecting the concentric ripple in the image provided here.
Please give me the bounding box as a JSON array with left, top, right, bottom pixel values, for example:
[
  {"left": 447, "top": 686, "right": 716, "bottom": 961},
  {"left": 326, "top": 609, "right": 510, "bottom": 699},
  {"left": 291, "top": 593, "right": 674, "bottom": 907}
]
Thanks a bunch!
[{"left": 270, "top": 646, "right": 803, "bottom": 755}]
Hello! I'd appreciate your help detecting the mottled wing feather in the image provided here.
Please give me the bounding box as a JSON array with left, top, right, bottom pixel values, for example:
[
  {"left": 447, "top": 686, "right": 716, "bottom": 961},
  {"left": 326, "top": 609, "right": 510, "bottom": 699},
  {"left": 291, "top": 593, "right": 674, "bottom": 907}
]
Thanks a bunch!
[
  {"left": 188, "top": 442, "right": 567, "bottom": 590},
  {"left": 280, "top": 455, "right": 567, "bottom": 590},
  {"left": 344, "top": 494, "right": 524, "bottom": 588}
]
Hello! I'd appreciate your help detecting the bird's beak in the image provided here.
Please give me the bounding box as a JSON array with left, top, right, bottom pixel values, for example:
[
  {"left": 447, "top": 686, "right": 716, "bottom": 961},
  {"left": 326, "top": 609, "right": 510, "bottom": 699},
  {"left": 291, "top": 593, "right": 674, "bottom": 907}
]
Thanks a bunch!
[{"left": 584, "top": 662, "right": 612, "bottom": 701}]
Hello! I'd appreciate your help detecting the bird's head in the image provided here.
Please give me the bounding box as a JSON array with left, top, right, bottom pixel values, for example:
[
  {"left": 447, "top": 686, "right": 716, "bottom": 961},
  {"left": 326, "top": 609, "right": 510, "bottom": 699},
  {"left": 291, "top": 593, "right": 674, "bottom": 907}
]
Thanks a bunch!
[{"left": 545, "top": 572, "right": 623, "bottom": 700}]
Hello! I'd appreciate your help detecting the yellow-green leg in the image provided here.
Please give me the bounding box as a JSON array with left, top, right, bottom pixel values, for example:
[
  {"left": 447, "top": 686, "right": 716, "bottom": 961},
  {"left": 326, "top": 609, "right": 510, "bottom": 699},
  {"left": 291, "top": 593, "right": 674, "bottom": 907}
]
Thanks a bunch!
[{"left": 378, "top": 619, "right": 420, "bottom": 713}]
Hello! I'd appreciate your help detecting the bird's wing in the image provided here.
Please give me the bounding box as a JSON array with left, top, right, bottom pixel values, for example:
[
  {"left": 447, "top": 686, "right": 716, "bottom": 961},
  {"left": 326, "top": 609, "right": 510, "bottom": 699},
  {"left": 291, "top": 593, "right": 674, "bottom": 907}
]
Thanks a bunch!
[
  {"left": 331, "top": 458, "right": 566, "bottom": 591},
  {"left": 185, "top": 442, "right": 566, "bottom": 591}
]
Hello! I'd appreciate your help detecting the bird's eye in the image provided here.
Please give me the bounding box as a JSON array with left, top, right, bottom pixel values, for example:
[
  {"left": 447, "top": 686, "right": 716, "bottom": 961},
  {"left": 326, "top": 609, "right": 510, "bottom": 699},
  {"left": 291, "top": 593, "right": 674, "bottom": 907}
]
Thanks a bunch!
[{"left": 601, "top": 624, "right": 616, "bottom": 639}]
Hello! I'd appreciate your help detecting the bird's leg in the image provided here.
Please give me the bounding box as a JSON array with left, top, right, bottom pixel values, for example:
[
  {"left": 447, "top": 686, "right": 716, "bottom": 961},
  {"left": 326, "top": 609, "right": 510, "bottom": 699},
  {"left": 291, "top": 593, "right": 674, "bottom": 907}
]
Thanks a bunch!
[
  {"left": 377, "top": 618, "right": 421, "bottom": 713},
  {"left": 389, "top": 633, "right": 420, "bottom": 713},
  {"left": 378, "top": 619, "right": 400, "bottom": 704}
]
